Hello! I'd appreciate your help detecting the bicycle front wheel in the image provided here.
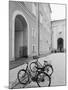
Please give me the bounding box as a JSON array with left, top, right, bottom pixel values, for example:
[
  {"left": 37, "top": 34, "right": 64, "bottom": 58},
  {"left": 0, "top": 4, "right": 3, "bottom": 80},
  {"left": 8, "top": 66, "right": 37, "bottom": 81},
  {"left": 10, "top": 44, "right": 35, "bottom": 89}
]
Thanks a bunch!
[
  {"left": 37, "top": 72, "right": 51, "bottom": 87},
  {"left": 17, "top": 69, "right": 29, "bottom": 84},
  {"left": 44, "top": 65, "right": 53, "bottom": 76}
]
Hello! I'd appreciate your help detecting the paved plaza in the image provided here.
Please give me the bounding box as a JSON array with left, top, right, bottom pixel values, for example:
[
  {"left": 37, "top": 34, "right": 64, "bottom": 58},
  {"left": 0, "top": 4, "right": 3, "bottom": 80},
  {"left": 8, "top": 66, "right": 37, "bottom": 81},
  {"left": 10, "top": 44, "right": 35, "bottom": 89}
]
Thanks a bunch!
[{"left": 9, "top": 53, "right": 66, "bottom": 88}]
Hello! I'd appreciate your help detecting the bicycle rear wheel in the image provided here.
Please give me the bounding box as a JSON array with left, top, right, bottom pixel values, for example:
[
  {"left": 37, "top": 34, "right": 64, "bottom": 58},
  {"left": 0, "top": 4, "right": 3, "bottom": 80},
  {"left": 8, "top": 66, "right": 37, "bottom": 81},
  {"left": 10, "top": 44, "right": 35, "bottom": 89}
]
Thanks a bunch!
[
  {"left": 37, "top": 72, "right": 51, "bottom": 87},
  {"left": 30, "top": 62, "right": 37, "bottom": 73},
  {"left": 44, "top": 65, "right": 53, "bottom": 76},
  {"left": 17, "top": 69, "right": 29, "bottom": 84}
]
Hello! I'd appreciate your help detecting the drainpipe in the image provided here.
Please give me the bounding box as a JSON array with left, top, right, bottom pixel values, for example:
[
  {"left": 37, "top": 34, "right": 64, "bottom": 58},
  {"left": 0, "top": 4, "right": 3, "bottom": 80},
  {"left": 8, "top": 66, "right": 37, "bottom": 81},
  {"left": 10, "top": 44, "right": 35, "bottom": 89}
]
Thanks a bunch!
[
  {"left": 51, "top": 21, "right": 53, "bottom": 53},
  {"left": 38, "top": 3, "right": 40, "bottom": 56}
]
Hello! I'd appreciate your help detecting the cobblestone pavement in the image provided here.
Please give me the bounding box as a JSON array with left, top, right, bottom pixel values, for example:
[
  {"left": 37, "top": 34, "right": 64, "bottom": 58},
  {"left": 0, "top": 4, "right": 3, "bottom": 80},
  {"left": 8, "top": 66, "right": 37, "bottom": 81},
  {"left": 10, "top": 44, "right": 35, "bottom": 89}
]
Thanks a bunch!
[{"left": 9, "top": 53, "right": 66, "bottom": 89}]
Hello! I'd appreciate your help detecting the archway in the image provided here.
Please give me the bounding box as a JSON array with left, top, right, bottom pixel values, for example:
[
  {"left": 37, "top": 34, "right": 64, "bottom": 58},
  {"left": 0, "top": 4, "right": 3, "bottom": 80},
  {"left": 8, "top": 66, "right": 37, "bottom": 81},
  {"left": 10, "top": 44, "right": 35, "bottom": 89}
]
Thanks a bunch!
[
  {"left": 15, "top": 15, "right": 28, "bottom": 59},
  {"left": 57, "top": 38, "right": 64, "bottom": 52}
]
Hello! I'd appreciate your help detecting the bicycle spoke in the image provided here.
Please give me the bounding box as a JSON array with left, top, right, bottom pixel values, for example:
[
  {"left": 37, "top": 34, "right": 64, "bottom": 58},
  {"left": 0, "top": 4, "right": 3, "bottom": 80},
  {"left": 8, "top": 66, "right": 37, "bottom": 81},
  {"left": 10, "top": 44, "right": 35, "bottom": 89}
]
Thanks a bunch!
[
  {"left": 37, "top": 72, "right": 51, "bottom": 87},
  {"left": 44, "top": 65, "right": 53, "bottom": 76},
  {"left": 19, "top": 74, "right": 28, "bottom": 83},
  {"left": 19, "top": 71, "right": 25, "bottom": 78},
  {"left": 30, "top": 62, "right": 37, "bottom": 72},
  {"left": 17, "top": 69, "right": 29, "bottom": 84}
]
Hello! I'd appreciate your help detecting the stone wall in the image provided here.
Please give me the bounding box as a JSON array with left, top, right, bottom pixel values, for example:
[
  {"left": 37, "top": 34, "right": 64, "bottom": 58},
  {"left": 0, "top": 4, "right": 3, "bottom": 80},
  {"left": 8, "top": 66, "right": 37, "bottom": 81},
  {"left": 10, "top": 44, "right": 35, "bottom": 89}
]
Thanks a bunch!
[
  {"left": 39, "top": 3, "right": 52, "bottom": 55},
  {"left": 9, "top": 1, "right": 38, "bottom": 61},
  {"left": 9, "top": 1, "right": 52, "bottom": 61},
  {"left": 52, "top": 19, "right": 66, "bottom": 51}
]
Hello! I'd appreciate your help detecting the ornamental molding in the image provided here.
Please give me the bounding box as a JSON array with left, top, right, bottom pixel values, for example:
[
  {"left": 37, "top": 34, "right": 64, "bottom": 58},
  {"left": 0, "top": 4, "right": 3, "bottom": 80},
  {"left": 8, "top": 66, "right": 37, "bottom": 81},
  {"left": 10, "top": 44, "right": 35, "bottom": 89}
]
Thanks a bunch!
[{"left": 16, "top": 2, "right": 37, "bottom": 22}]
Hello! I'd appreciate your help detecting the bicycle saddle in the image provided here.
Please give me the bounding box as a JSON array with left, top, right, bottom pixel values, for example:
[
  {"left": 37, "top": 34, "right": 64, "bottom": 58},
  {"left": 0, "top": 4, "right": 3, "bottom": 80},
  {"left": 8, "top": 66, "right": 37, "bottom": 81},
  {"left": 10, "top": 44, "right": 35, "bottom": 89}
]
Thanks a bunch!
[
  {"left": 33, "top": 56, "right": 40, "bottom": 59},
  {"left": 44, "top": 61, "right": 47, "bottom": 63}
]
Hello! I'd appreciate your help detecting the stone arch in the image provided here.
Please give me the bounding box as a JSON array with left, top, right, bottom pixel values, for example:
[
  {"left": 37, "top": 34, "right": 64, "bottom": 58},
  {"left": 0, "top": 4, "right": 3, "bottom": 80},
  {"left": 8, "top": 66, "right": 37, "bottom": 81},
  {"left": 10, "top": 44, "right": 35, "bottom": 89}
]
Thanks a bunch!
[
  {"left": 57, "top": 38, "right": 64, "bottom": 52},
  {"left": 12, "top": 11, "right": 29, "bottom": 59}
]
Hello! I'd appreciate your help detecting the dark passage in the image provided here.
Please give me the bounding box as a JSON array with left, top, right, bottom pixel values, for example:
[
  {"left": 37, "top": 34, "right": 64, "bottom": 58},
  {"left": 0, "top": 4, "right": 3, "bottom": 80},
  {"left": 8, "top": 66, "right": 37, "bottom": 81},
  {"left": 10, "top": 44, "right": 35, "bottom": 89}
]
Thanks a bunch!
[
  {"left": 15, "top": 15, "right": 28, "bottom": 59},
  {"left": 57, "top": 38, "right": 64, "bottom": 52}
]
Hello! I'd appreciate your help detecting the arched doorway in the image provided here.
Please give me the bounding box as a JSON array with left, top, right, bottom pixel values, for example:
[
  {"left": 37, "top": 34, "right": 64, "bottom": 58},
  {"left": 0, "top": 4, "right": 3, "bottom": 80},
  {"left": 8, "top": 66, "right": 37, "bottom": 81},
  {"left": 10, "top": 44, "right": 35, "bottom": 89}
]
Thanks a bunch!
[
  {"left": 15, "top": 15, "right": 28, "bottom": 59},
  {"left": 57, "top": 38, "right": 64, "bottom": 52}
]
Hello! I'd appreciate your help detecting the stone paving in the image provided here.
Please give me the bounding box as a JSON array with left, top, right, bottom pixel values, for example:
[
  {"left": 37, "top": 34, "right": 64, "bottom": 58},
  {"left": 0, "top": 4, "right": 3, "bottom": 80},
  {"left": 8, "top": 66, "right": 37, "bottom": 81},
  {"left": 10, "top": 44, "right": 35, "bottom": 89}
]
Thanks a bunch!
[
  {"left": 9, "top": 53, "right": 66, "bottom": 89},
  {"left": 9, "top": 57, "right": 33, "bottom": 70}
]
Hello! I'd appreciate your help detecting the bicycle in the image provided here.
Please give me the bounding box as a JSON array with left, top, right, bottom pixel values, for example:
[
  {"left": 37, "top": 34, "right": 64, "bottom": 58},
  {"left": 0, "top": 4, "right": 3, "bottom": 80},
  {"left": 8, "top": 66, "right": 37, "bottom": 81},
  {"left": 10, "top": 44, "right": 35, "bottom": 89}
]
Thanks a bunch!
[
  {"left": 17, "top": 62, "right": 51, "bottom": 87},
  {"left": 30, "top": 57, "right": 53, "bottom": 76}
]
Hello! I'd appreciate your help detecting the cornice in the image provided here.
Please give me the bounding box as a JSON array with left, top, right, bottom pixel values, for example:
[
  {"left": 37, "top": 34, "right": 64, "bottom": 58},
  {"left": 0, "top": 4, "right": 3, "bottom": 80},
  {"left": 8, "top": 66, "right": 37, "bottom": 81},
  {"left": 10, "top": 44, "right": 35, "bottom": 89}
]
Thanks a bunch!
[{"left": 16, "top": 1, "right": 37, "bottom": 22}]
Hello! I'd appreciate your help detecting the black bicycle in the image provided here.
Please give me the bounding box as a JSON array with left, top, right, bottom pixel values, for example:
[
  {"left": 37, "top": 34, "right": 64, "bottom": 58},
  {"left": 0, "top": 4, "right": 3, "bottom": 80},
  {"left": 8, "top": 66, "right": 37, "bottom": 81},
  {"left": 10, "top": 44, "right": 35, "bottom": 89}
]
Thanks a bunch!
[
  {"left": 30, "top": 58, "right": 53, "bottom": 76},
  {"left": 17, "top": 62, "right": 51, "bottom": 87}
]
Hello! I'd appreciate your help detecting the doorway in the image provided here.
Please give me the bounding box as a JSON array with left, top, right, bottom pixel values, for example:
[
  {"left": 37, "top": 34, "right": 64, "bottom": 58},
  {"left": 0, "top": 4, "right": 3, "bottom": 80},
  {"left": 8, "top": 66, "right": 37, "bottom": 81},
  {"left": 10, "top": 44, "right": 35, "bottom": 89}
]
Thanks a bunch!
[
  {"left": 15, "top": 15, "right": 28, "bottom": 59},
  {"left": 57, "top": 38, "right": 63, "bottom": 52}
]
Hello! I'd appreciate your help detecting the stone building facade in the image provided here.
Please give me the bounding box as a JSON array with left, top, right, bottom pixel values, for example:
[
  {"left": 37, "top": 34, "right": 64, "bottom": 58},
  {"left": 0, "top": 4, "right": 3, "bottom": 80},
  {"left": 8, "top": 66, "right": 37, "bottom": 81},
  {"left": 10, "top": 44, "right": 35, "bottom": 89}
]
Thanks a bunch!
[
  {"left": 39, "top": 3, "right": 52, "bottom": 55},
  {"left": 9, "top": 1, "right": 52, "bottom": 61},
  {"left": 51, "top": 19, "right": 66, "bottom": 52}
]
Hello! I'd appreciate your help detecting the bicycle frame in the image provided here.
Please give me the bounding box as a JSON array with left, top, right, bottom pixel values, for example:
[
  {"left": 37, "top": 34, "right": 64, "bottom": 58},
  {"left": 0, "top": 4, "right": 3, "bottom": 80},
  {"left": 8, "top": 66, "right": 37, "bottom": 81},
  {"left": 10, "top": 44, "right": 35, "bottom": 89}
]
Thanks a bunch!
[
  {"left": 25, "top": 62, "right": 48, "bottom": 85},
  {"left": 34, "top": 59, "right": 48, "bottom": 69},
  {"left": 25, "top": 63, "right": 39, "bottom": 84},
  {"left": 30, "top": 59, "right": 53, "bottom": 76},
  {"left": 17, "top": 61, "right": 52, "bottom": 87}
]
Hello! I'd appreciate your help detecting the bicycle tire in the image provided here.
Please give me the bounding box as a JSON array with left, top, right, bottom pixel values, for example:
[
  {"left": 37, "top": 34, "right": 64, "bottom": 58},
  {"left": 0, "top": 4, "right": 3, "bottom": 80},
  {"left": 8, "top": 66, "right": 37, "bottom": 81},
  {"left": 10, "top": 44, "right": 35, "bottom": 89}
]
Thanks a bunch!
[
  {"left": 37, "top": 72, "right": 51, "bottom": 87},
  {"left": 17, "top": 69, "right": 29, "bottom": 84},
  {"left": 30, "top": 62, "right": 37, "bottom": 73},
  {"left": 44, "top": 64, "right": 53, "bottom": 76}
]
